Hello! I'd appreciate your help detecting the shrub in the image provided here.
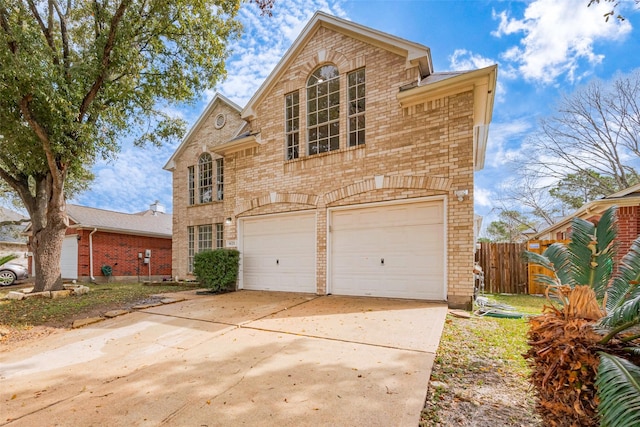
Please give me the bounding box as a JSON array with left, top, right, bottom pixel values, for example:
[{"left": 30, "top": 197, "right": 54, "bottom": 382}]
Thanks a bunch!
[{"left": 193, "top": 249, "right": 239, "bottom": 292}]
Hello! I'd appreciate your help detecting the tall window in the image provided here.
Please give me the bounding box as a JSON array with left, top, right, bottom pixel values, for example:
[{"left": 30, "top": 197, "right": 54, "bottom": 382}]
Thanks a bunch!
[
  {"left": 187, "top": 226, "right": 195, "bottom": 273},
  {"left": 307, "top": 65, "right": 339, "bottom": 155},
  {"left": 198, "top": 224, "right": 213, "bottom": 251},
  {"left": 285, "top": 91, "right": 300, "bottom": 160},
  {"left": 348, "top": 68, "right": 366, "bottom": 146},
  {"left": 215, "top": 223, "right": 224, "bottom": 248},
  {"left": 188, "top": 224, "right": 219, "bottom": 273},
  {"left": 188, "top": 166, "right": 195, "bottom": 205},
  {"left": 198, "top": 153, "right": 213, "bottom": 203},
  {"left": 216, "top": 158, "right": 224, "bottom": 201}
]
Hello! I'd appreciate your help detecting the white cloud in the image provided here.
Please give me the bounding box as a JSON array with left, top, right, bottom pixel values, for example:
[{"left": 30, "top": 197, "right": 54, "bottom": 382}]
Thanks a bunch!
[
  {"left": 485, "top": 119, "right": 533, "bottom": 168},
  {"left": 474, "top": 187, "right": 493, "bottom": 208},
  {"left": 71, "top": 144, "right": 173, "bottom": 213},
  {"left": 448, "top": 49, "right": 506, "bottom": 101},
  {"left": 492, "top": 0, "right": 632, "bottom": 83},
  {"left": 208, "top": 0, "right": 348, "bottom": 107},
  {"left": 449, "top": 49, "right": 495, "bottom": 71}
]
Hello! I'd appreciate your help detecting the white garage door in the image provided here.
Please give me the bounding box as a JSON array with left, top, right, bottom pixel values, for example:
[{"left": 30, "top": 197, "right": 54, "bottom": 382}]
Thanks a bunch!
[
  {"left": 60, "top": 235, "right": 78, "bottom": 280},
  {"left": 330, "top": 200, "right": 445, "bottom": 300},
  {"left": 241, "top": 212, "right": 316, "bottom": 292}
]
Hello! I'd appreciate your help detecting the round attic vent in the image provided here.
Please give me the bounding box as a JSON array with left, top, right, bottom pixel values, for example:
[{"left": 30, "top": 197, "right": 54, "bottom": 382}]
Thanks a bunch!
[{"left": 214, "top": 113, "right": 226, "bottom": 129}]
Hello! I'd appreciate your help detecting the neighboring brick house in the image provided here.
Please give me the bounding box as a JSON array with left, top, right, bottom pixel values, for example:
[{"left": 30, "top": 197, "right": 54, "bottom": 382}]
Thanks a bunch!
[
  {"left": 531, "top": 183, "right": 640, "bottom": 264},
  {"left": 27, "top": 202, "right": 172, "bottom": 282},
  {"left": 164, "top": 12, "right": 497, "bottom": 308}
]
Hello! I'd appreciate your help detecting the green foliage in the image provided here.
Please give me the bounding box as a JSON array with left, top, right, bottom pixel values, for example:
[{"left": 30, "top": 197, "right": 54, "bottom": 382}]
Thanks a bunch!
[
  {"left": 549, "top": 170, "right": 621, "bottom": 210},
  {"left": 525, "top": 206, "right": 640, "bottom": 424},
  {"left": 0, "top": 253, "right": 17, "bottom": 266},
  {"left": 523, "top": 207, "right": 616, "bottom": 300},
  {"left": 193, "top": 249, "right": 239, "bottom": 292},
  {"left": 485, "top": 210, "right": 534, "bottom": 242},
  {"left": 596, "top": 353, "right": 640, "bottom": 427}
]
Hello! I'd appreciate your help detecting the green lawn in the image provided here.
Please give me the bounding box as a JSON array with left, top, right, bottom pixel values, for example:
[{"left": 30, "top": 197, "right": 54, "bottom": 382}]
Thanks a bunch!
[{"left": 421, "top": 293, "right": 547, "bottom": 426}]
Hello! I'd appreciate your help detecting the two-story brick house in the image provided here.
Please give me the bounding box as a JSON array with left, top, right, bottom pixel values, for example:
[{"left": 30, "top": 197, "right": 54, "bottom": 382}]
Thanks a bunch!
[{"left": 164, "top": 12, "right": 496, "bottom": 309}]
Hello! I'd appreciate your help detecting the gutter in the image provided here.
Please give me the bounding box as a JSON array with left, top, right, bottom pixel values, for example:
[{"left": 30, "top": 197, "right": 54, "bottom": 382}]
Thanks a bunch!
[{"left": 89, "top": 228, "right": 97, "bottom": 281}]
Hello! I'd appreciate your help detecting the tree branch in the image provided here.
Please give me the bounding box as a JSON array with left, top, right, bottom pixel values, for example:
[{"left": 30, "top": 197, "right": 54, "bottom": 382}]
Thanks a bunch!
[
  {"left": 26, "top": 0, "right": 59, "bottom": 66},
  {"left": 18, "top": 96, "right": 64, "bottom": 193},
  {"left": 79, "top": 0, "right": 131, "bottom": 122}
]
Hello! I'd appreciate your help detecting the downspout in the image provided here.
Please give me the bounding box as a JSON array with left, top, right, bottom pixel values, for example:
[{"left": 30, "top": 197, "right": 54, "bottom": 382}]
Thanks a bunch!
[{"left": 89, "top": 228, "right": 97, "bottom": 282}]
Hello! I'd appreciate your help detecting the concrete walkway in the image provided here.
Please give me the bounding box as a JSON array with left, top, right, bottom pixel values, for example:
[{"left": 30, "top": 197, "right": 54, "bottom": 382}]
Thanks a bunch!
[{"left": 1, "top": 290, "right": 447, "bottom": 426}]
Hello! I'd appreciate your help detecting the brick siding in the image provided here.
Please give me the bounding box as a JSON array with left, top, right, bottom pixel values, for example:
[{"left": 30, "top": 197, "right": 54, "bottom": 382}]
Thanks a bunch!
[{"left": 170, "top": 24, "right": 478, "bottom": 308}]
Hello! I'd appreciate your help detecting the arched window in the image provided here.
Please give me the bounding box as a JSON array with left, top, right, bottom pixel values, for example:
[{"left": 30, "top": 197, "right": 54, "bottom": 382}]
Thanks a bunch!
[
  {"left": 307, "top": 65, "right": 339, "bottom": 155},
  {"left": 198, "top": 153, "right": 213, "bottom": 203}
]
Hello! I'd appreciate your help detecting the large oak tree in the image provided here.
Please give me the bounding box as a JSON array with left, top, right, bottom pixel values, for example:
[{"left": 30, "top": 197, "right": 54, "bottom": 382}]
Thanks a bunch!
[{"left": 0, "top": 0, "right": 267, "bottom": 292}]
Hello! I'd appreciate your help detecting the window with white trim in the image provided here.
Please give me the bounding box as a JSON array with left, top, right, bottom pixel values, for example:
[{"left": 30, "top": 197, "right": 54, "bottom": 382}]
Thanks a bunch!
[
  {"left": 215, "top": 223, "right": 224, "bottom": 248},
  {"left": 285, "top": 91, "right": 300, "bottom": 160},
  {"left": 307, "top": 65, "right": 339, "bottom": 155},
  {"left": 198, "top": 153, "right": 213, "bottom": 203},
  {"left": 348, "top": 68, "right": 365, "bottom": 147},
  {"left": 187, "top": 226, "right": 195, "bottom": 273},
  {"left": 216, "top": 158, "right": 224, "bottom": 201},
  {"left": 198, "top": 224, "right": 213, "bottom": 251},
  {"left": 188, "top": 166, "right": 195, "bottom": 205}
]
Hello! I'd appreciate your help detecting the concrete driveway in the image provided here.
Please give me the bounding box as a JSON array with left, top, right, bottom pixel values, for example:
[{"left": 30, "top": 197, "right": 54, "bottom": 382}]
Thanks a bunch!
[{"left": 1, "top": 290, "right": 447, "bottom": 426}]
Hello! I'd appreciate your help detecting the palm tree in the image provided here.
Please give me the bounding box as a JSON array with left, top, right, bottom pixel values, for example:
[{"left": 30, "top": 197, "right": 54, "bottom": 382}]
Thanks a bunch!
[{"left": 525, "top": 206, "right": 640, "bottom": 426}]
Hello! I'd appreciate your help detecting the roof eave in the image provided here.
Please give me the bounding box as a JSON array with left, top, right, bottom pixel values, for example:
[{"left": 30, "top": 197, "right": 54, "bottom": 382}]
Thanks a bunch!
[
  {"left": 531, "top": 197, "right": 640, "bottom": 239},
  {"left": 211, "top": 133, "right": 263, "bottom": 156},
  {"left": 163, "top": 93, "right": 243, "bottom": 171},
  {"left": 397, "top": 65, "right": 497, "bottom": 172}
]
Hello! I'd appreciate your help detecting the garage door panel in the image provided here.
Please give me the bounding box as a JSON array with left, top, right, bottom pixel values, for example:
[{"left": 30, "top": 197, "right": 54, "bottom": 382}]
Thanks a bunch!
[
  {"left": 241, "top": 212, "right": 316, "bottom": 293},
  {"left": 60, "top": 236, "right": 78, "bottom": 280},
  {"left": 330, "top": 201, "right": 445, "bottom": 300}
]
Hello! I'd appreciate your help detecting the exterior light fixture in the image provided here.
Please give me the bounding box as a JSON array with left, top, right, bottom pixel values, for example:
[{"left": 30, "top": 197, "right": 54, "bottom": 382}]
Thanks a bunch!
[
  {"left": 225, "top": 217, "right": 232, "bottom": 225},
  {"left": 454, "top": 189, "right": 469, "bottom": 201}
]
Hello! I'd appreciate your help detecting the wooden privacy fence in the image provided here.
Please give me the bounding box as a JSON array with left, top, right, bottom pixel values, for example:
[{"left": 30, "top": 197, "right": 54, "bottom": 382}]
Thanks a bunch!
[
  {"left": 526, "top": 239, "right": 569, "bottom": 294},
  {"left": 476, "top": 242, "right": 528, "bottom": 294}
]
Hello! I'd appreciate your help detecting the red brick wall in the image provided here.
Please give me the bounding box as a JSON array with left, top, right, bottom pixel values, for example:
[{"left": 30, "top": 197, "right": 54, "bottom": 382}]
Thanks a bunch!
[
  {"left": 74, "top": 229, "right": 171, "bottom": 278},
  {"left": 616, "top": 206, "right": 639, "bottom": 264}
]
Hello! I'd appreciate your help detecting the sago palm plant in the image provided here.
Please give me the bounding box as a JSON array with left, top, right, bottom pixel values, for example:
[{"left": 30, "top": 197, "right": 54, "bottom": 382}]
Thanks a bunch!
[{"left": 525, "top": 206, "right": 640, "bottom": 427}]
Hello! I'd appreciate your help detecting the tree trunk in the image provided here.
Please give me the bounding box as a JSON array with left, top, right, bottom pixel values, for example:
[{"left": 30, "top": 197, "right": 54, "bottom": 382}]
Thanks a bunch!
[{"left": 26, "top": 174, "right": 68, "bottom": 293}]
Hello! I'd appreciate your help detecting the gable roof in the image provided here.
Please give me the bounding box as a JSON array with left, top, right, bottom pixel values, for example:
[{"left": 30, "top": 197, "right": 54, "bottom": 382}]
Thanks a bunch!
[
  {"left": 66, "top": 204, "right": 172, "bottom": 238},
  {"left": 163, "top": 93, "right": 243, "bottom": 171},
  {"left": 531, "top": 184, "right": 640, "bottom": 239},
  {"left": 241, "top": 11, "right": 434, "bottom": 121}
]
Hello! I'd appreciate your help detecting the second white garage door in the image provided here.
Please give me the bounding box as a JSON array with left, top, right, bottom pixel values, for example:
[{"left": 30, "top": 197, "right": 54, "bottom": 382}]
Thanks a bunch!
[
  {"left": 241, "top": 212, "right": 316, "bottom": 292},
  {"left": 60, "top": 235, "right": 79, "bottom": 280},
  {"left": 330, "top": 200, "right": 445, "bottom": 300}
]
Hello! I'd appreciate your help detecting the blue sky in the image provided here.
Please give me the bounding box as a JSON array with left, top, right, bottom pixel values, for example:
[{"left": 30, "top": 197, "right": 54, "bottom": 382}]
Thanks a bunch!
[{"left": 69, "top": 0, "right": 640, "bottom": 230}]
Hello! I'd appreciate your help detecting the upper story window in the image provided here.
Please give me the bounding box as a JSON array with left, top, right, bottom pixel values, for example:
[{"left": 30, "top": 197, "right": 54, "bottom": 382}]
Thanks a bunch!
[
  {"left": 348, "top": 68, "right": 366, "bottom": 147},
  {"left": 198, "top": 153, "right": 213, "bottom": 203},
  {"left": 285, "top": 91, "right": 300, "bottom": 160},
  {"left": 216, "top": 158, "right": 224, "bottom": 201},
  {"left": 188, "top": 166, "right": 195, "bottom": 205},
  {"left": 307, "top": 65, "right": 339, "bottom": 155}
]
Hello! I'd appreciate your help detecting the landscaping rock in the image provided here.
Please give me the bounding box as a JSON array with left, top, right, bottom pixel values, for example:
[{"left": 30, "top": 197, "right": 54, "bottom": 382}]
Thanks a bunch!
[
  {"left": 160, "top": 297, "right": 185, "bottom": 304},
  {"left": 51, "top": 290, "right": 73, "bottom": 299},
  {"left": 23, "top": 291, "right": 51, "bottom": 299},
  {"left": 63, "top": 285, "right": 90, "bottom": 296},
  {"left": 132, "top": 302, "right": 163, "bottom": 310},
  {"left": 449, "top": 309, "right": 472, "bottom": 319},
  {"left": 5, "top": 291, "right": 25, "bottom": 300},
  {"left": 104, "top": 310, "right": 129, "bottom": 318},
  {"left": 72, "top": 317, "right": 104, "bottom": 329}
]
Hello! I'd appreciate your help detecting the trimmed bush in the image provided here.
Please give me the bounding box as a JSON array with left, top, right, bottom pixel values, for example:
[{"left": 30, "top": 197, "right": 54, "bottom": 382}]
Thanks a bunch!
[{"left": 193, "top": 249, "right": 240, "bottom": 292}]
